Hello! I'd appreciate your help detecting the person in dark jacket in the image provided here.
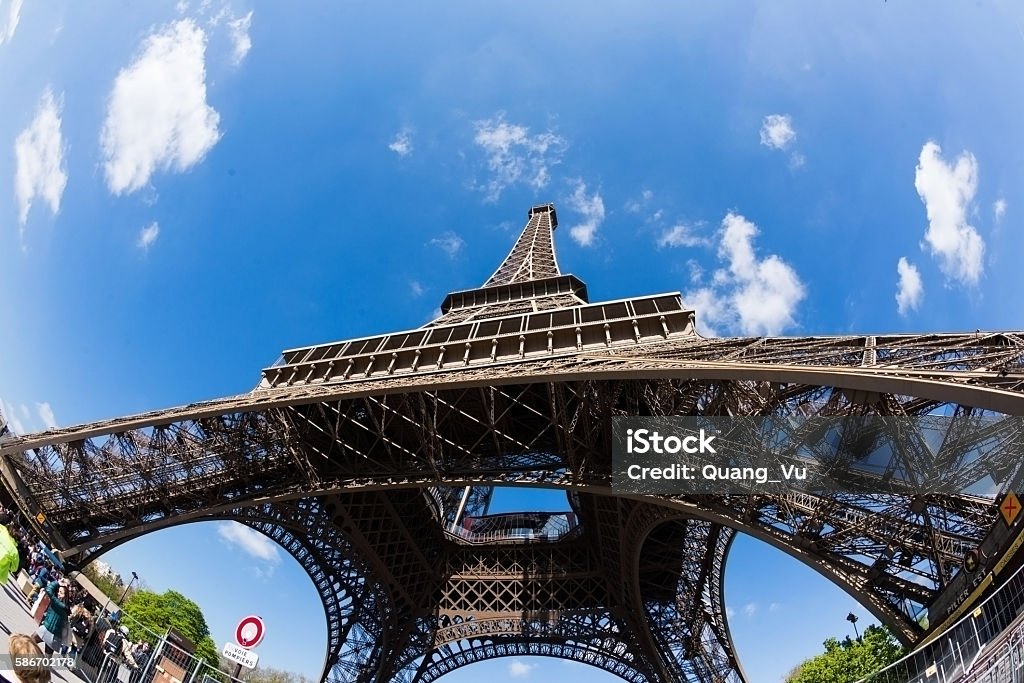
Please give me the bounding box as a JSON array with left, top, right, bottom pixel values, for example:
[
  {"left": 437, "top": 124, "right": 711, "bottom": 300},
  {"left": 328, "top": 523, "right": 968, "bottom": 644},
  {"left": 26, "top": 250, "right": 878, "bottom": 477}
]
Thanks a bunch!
[
  {"left": 26, "top": 565, "right": 50, "bottom": 604},
  {"left": 129, "top": 641, "right": 150, "bottom": 683},
  {"left": 31, "top": 581, "right": 68, "bottom": 655},
  {"left": 68, "top": 604, "right": 93, "bottom": 656}
]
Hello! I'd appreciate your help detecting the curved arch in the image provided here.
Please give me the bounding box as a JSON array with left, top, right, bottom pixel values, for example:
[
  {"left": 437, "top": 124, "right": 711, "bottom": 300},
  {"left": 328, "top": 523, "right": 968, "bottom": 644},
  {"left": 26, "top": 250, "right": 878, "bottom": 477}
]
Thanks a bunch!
[
  {"left": 412, "top": 640, "right": 652, "bottom": 683},
  {"left": 81, "top": 499, "right": 391, "bottom": 683},
  {"left": 6, "top": 367, "right": 1020, "bottom": 680},
  {"left": 60, "top": 469, "right": 973, "bottom": 648},
  {"left": 622, "top": 507, "right": 743, "bottom": 682},
  {"left": 66, "top": 477, "right": 972, "bottom": 642}
]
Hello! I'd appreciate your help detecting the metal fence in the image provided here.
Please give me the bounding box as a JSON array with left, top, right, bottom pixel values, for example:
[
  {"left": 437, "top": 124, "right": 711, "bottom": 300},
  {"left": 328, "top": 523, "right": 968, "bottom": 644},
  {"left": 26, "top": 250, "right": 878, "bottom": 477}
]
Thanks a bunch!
[
  {"left": 73, "top": 611, "right": 245, "bottom": 683},
  {"left": 858, "top": 559, "right": 1024, "bottom": 683}
]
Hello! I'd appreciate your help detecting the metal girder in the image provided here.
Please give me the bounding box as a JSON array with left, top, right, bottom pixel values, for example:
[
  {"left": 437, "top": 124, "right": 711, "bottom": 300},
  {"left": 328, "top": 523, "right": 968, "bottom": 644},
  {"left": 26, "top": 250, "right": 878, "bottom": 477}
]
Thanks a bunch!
[{"left": 3, "top": 204, "right": 1024, "bottom": 683}]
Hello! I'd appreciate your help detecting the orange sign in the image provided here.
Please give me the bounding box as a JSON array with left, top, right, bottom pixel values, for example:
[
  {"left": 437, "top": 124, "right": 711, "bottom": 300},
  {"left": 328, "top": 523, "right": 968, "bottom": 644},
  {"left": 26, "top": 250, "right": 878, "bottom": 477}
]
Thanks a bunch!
[
  {"left": 35, "top": 513, "right": 45, "bottom": 524},
  {"left": 1000, "top": 492, "right": 1021, "bottom": 526}
]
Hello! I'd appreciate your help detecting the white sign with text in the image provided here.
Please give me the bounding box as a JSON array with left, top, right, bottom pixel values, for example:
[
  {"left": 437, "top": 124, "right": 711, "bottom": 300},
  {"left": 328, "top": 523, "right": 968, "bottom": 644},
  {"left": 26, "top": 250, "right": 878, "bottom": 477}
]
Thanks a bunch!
[{"left": 222, "top": 643, "right": 259, "bottom": 669}]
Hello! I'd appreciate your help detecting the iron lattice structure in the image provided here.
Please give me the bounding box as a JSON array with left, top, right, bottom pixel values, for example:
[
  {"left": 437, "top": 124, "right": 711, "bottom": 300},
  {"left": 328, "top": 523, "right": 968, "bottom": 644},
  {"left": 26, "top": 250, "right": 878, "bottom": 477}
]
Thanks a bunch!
[{"left": 3, "top": 204, "right": 1024, "bottom": 683}]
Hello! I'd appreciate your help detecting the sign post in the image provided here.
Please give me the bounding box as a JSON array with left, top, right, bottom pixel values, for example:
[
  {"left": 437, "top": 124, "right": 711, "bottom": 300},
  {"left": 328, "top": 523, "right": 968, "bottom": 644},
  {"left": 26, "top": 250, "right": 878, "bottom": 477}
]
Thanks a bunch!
[
  {"left": 222, "top": 643, "right": 259, "bottom": 669},
  {"left": 235, "top": 616, "right": 265, "bottom": 648},
  {"left": 224, "top": 616, "right": 265, "bottom": 680}
]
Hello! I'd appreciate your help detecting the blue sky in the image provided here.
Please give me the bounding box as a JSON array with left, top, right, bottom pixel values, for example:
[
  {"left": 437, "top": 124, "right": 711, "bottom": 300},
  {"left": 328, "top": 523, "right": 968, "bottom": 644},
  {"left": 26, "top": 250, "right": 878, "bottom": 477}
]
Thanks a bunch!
[{"left": 2, "top": 1, "right": 1023, "bottom": 681}]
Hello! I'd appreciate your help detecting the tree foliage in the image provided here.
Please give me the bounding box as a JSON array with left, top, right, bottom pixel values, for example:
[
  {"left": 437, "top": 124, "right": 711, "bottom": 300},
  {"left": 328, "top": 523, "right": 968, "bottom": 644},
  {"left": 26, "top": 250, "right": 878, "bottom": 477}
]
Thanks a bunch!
[
  {"left": 82, "top": 563, "right": 127, "bottom": 603},
  {"left": 123, "top": 589, "right": 220, "bottom": 670},
  {"left": 241, "top": 665, "right": 312, "bottom": 683},
  {"left": 787, "top": 625, "right": 905, "bottom": 683},
  {"left": 215, "top": 656, "right": 312, "bottom": 683},
  {"left": 80, "top": 569, "right": 306, "bottom": 683}
]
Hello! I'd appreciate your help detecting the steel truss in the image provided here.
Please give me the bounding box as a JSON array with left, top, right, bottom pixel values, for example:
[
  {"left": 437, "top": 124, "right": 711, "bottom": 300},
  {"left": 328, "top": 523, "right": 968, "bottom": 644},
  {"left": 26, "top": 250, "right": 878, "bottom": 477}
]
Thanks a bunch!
[{"left": 2, "top": 204, "right": 1024, "bottom": 683}]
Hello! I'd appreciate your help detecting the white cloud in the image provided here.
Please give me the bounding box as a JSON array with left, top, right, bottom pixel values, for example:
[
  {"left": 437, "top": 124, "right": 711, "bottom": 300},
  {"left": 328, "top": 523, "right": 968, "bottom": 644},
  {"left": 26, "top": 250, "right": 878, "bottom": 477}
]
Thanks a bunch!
[
  {"left": 137, "top": 222, "right": 160, "bottom": 250},
  {"left": 686, "top": 259, "right": 704, "bottom": 284},
  {"left": 388, "top": 129, "right": 413, "bottom": 157},
  {"left": 430, "top": 232, "right": 464, "bottom": 258},
  {"left": 1, "top": 399, "right": 57, "bottom": 433},
  {"left": 994, "top": 198, "right": 1007, "bottom": 223},
  {"left": 507, "top": 661, "right": 535, "bottom": 678},
  {"left": 685, "top": 288, "right": 727, "bottom": 337},
  {"left": 14, "top": 89, "right": 68, "bottom": 230},
  {"left": 725, "top": 605, "right": 735, "bottom": 619},
  {"left": 743, "top": 602, "right": 758, "bottom": 617},
  {"left": 101, "top": 19, "right": 221, "bottom": 195},
  {"left": 913, "top": 141, "right": 985, "bottom": 286},
  {"left": 473, "top": 114, "right": 566, "bottom": 202},
  {"left": 0, "top": 0, "right": 22, "bottom": 44},
  {"left": 217, "top": 522, "right": 281, "bottom": 565},
  {"left": 657, "top": 223, "right": 706, "bottom": 248},
  {"left": 625, "top": 188, "right": 653, "bottom": 213},
  {"left": 226, "top": 11, "right": 253, "bottom": 66},
  {"left": 0, "top": 399, "right": 26, "bottom": 435},
  {"left": 565, "top": 179, "right": 604, "bottom": 247},
  {"left": 36, "top": 402, "right": 57, "bottom": 430},
  {"left": 769, "top": 602, "right": 781, "bottom": 613},
  {"left": 685, "top": 213, "right": 805, "bottom": 337},
  {"left": 895, "top": 257, "right": 923, "bottom": 316},
  {"left": 759, "top": 114, "right": 796, "bottom": 151},
  {"left": 789, "top": 152, "right": 806, "bottom": 169},
  {"left": 409, "top": 280, "right": 424, "bottom": 297}
]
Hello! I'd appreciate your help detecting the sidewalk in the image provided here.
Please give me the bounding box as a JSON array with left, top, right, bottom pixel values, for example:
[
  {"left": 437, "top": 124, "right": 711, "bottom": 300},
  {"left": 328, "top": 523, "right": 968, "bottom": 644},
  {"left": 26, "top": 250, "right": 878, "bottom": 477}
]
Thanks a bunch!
[{"left": 0, "top": 576, "right": 90, "bottom": 683}]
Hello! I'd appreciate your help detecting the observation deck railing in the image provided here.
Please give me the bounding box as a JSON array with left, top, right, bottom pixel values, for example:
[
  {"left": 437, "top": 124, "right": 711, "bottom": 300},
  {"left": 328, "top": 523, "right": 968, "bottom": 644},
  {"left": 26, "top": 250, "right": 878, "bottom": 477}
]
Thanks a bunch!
[
  {"left": 858, "top": 558, "right": 1024, "bottom": 683},
  {"left": 442, "top": 512, "right": 581, "bottom": 545}
]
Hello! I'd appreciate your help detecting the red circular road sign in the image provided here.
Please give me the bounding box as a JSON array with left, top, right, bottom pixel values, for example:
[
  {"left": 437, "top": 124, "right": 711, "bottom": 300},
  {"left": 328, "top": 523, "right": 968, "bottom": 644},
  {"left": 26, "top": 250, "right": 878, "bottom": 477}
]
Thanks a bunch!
[{"left": 235, "top": 616, "right": 265, "bottom": 649}]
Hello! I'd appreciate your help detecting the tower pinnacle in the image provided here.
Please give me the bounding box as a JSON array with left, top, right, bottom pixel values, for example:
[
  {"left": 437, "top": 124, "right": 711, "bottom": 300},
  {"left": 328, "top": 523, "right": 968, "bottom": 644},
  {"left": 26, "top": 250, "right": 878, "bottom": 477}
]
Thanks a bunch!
[
  {"left": 484, "top": 203, "right": 561, "bottom": 285},
  {"left": 431, "top": 203, "right": 588, "bottom": 325}
]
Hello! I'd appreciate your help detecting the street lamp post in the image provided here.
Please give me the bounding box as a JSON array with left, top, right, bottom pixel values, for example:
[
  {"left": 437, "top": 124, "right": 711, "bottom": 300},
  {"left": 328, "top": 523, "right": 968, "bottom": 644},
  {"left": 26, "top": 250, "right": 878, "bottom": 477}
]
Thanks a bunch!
[
  {"left": 101, "top": 570, "right": 138, "bottom": 620},
  {"left": 846, "top": 612, "right": 860, "bottom": 640},
  {"left": 120, "top": 572, "right": 139, "bottom": 604}
]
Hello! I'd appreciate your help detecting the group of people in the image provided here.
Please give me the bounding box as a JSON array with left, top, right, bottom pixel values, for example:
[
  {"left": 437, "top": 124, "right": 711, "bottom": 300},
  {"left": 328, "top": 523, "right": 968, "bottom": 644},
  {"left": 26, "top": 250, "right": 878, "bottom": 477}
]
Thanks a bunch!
[{"left": 0, "top": 506, "right": 153, "bottom": 683}]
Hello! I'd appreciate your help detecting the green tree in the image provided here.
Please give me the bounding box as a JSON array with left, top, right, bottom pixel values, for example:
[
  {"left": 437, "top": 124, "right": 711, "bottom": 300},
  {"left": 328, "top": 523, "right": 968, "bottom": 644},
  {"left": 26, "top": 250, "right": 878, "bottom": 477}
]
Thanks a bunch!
[
  {"left": 81, "top": 563, "right": 124, "bottom": 602},
  {"left": 81, "top": 563, "right": 143, "bottom": 605},
  {"left": 215, "top": 656, "right": 311, "bottom": 683},
  {"left": 122, "top": 589, "right": 220, "bottom": 671},
  {"left": 787, "top": 625, "right": 905, "bottom": 683}
]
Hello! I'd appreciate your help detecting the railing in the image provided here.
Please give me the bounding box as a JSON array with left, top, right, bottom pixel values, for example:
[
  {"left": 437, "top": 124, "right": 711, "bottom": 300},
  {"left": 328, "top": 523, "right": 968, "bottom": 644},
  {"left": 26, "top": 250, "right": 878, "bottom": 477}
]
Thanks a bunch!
[
  {"left": 444, "top": 512, "right": 580, "bottom": 545},
  {"left": 959, "top": 622, "right": 1024, "bottom": 682},
  {"left": 74, "top": 610, "right": 246, "bottom": 683},
  {"left": 858, "top": 558, "right": 1024, "bottom": 683},
  {"left": 260, "top": 292, "right": 693, "bottom": 388}
]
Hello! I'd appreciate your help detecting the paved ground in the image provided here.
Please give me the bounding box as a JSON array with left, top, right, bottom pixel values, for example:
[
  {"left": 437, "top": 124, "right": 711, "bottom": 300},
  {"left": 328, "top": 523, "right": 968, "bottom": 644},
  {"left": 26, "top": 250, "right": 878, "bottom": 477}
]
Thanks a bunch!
[{"left": 0, "top": 574, "right": 90, "bottom": 683}]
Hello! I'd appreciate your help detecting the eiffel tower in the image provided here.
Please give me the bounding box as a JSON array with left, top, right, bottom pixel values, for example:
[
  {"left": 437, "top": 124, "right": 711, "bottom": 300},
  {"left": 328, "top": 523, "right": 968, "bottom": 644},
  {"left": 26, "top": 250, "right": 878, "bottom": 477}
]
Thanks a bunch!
[{"left": 2, "top": 203, "right": 1024, "bottom": 683}]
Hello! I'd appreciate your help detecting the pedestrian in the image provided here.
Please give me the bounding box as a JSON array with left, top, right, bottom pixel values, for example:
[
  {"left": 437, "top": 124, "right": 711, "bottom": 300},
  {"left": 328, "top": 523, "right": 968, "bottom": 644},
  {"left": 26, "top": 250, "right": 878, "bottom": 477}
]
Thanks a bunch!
[
  {"left": 0, "top": 521, "right": 20, "bottom": 584},
  {"left": 26, "top": 565, "right": 50, "bottom": 604},
  {"left": 31, "top": 581, "right": 68, "bottom": 655},
  {"left": 8, "top": 633, "right": 50, "bottom": 683},
  {"left": 68, "top": 604, "right": 93, "bottom": 656},
  {"left": 129, "top": 642, "right": 150, "bottom": 683},
  {"left": 100, "top": 625, "right": 137, "bottom": 683}
]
